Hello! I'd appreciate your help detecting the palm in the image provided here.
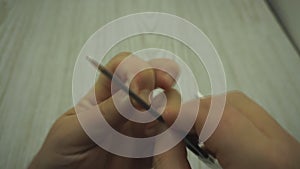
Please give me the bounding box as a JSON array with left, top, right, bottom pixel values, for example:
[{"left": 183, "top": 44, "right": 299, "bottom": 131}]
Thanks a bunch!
[{"left": 47, "top": 107, "right": 152, "bottom": 169}]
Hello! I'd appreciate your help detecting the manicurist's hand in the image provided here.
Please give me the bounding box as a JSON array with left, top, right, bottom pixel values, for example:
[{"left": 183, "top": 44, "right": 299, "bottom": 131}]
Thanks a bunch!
[{"left": 28, "top": 52, "right": 180, "bottom": 169}]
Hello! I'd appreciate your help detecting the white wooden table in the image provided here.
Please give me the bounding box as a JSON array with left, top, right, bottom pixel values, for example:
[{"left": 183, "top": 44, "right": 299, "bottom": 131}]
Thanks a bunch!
[{"left": 0, "top": 0, "right": 299, "bottom": 168}]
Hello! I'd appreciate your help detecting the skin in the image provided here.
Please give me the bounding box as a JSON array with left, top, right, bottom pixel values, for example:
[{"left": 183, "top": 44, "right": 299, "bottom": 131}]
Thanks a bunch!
[
  {"left": 158, "top": 91, "right": 300, "bottom": 169},
  {"left": 29, "top": 52, "right": 300, "bottom": 169}
]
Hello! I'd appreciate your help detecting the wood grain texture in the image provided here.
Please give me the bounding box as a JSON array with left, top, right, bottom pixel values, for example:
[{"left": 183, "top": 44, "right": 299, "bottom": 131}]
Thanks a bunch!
[{"left": 0, "top": 0, "right": 299, "bottom": 169}]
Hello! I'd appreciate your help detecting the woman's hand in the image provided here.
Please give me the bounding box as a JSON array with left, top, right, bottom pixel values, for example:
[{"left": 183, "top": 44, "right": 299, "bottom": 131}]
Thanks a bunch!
[{"left": 28, "top": 52, "right": 180, "bottom": 169}]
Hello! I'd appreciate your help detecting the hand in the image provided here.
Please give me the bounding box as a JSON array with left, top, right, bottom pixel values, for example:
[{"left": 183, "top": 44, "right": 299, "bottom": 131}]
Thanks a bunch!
[
  {"left": 154, "top": 91, "right": 300, "bottom": 169},
  {"left": 28, "top": 52, "right": 180, "bottom": 169}
]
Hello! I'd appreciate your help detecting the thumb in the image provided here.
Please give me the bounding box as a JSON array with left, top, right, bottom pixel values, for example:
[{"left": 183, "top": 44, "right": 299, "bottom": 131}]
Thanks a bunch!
[
  {"left": 153, "top": 141, "right": 191, "bottom": 169},
  {"left": 151, "top": 88, "right": 191, "bottom": 169}
]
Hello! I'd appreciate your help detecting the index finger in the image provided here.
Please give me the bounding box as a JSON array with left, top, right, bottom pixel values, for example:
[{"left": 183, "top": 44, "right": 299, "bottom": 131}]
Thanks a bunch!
[{"left": 93, "top": 52, "right": 131, "bottom": 104}]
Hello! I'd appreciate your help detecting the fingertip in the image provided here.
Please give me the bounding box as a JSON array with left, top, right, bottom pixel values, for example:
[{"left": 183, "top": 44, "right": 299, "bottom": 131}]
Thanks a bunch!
[
  {"left": 130, "top": 68, "right": 155, "bottom": 92},
  {"left": 148, "top": 58, "right": 180, "bottom": 89},
  {"left": 155, "top": 70, "right": 176, "bottom": 89},
  {"left": 153, "top": 142, "right": 191, "bottom": 169}
]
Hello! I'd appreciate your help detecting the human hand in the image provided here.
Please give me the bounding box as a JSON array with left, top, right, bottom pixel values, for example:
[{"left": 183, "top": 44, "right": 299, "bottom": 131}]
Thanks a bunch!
[
  {"left": 29, "top": 51, "right": 300, "bottom": 169},
  {"left": 28, "top": 52, "right": 180, "bottom": 169},
  {"left": 154, "top": 91, "right": 300, "bottom": 169}
]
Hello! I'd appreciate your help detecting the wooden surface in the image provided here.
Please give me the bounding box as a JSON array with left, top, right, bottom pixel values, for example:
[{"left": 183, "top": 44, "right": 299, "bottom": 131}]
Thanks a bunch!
[{"left": 1, "top": 0, "right": 300, "bottom": 168}]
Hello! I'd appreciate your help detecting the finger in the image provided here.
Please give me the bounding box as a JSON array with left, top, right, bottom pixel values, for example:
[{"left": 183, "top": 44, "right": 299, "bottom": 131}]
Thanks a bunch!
[
  {"left": 74, "top": 90, "right": 130, "bottom": 150},
  {"left": 105, "top": 54, "right": 156, "bottom": 109},
  {"left": 162, "top": 94, "right": 234, "bottom": 155},
  {"left": 168, "top": 94, "right": 270, "bottom": 161},
  {"left": 144, "top": 88, "right": 181, "bottom": 137},
  {"left": 155, "top": 88, "right": 181, "bottom": 126},
  {"left": 97, "top": 89, "right": 130, "bottom": 129},
  {"left": 162, "top": 96, "right": 215, "bottom": 152},
  {"left": 148, "top": 58, "right": 180, "bottom": 90},
  {"left": 162, "top": 97, "right": 200, "bottom": 131},
  {"left": 105, "top": 155, "right": 152, "bottom": 169},
  {"left": 93, "top": 52, "right": 131, "bottom": 104},
  {"left": 226, "top": 91, "right": 291, "bottom": 138},
  {"left": 153, "top": 141, "right": 191, "bottom": 169},
  {"left": 128, "top": 88, "right": 182, "bottom": 138},
  {"left": 109, "top": 54, "right": 155, "bottom": 92},
  {"left": 149, "top": 89, "right": 190, "bottom": 169},
  {"left": 51, "top": 109, "right": 98, "bottom": 148}
]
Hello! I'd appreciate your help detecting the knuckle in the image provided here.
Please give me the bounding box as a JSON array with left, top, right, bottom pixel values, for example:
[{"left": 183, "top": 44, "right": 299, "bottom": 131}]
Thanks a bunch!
[{"left": 228, "top": 90, "right": 246, "bottom": 98}]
